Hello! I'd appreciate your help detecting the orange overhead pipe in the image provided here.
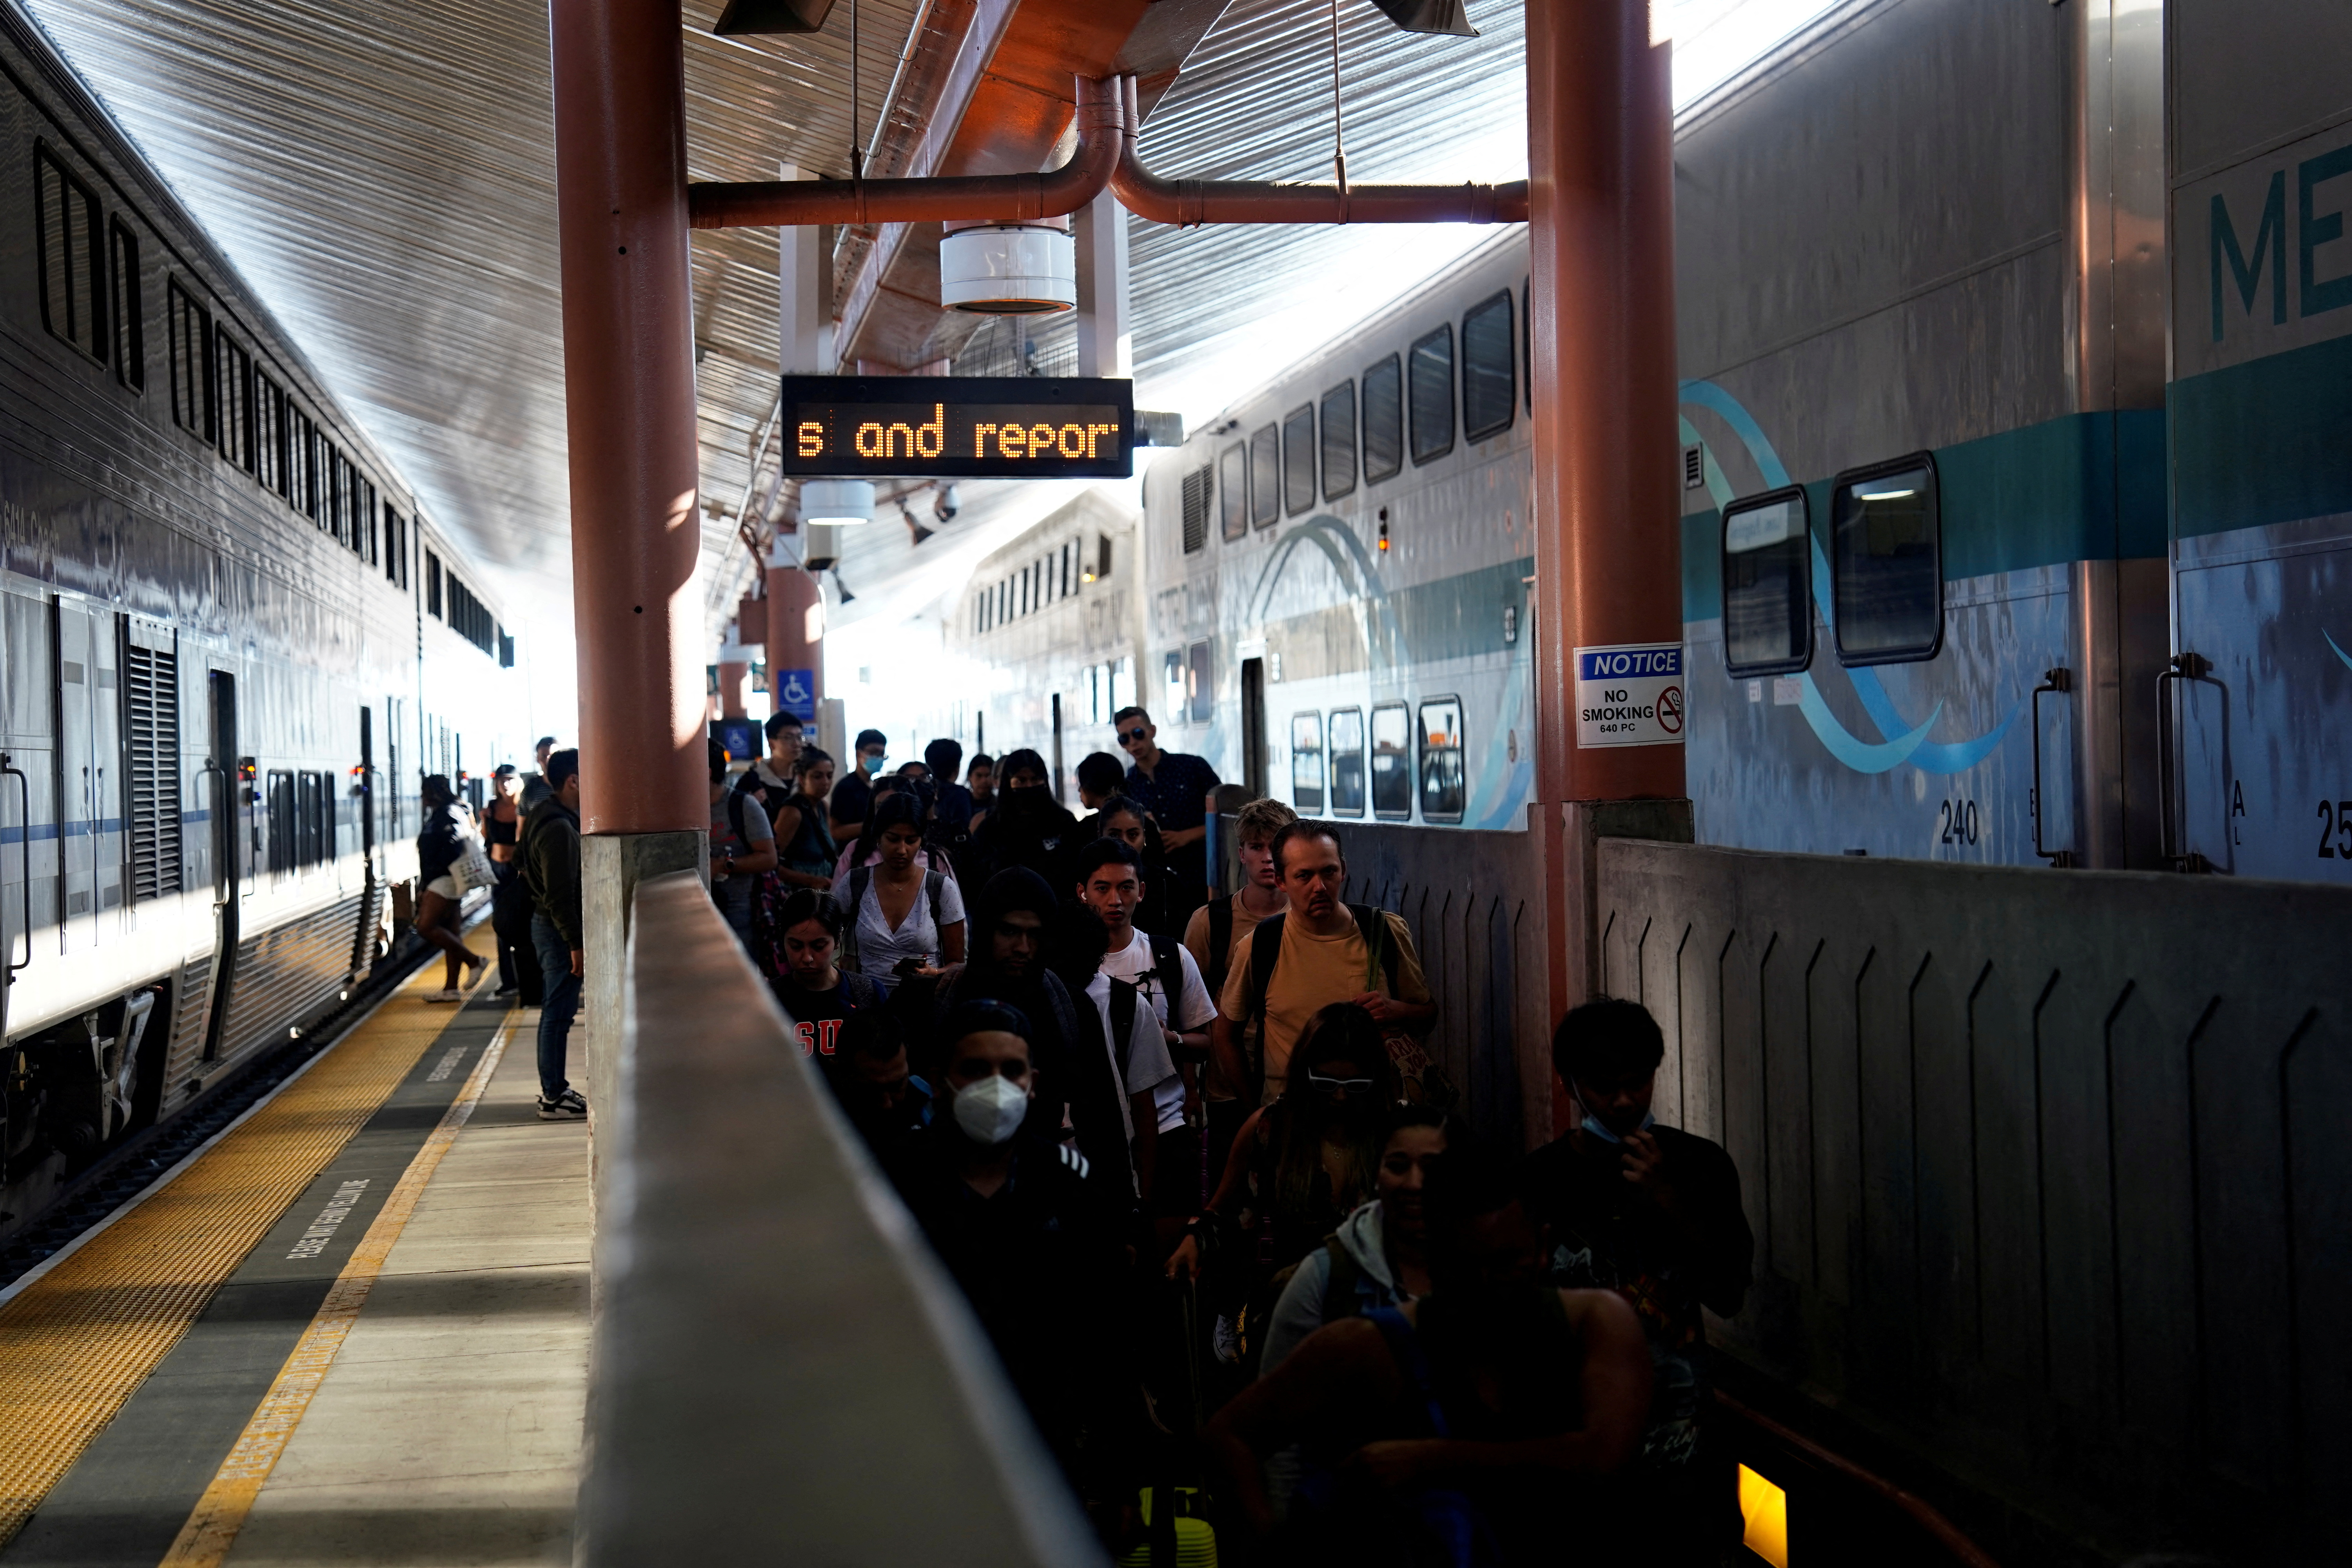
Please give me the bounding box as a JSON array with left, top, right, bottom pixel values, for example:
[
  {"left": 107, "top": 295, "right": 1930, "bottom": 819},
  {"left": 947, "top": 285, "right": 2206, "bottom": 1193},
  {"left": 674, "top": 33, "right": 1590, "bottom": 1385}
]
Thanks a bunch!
[
  {"left": 1110, "top": 76, "right": 1527, "bottom": 226},
  {"left": 688, "top": 75, "right": 1124, "bottom": 229}
]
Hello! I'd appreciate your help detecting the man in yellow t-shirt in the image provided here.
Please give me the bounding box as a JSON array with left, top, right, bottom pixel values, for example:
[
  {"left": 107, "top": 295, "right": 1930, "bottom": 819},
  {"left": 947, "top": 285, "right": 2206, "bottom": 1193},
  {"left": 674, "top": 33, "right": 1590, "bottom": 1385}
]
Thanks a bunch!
[{"left": 1213, "top": 822, "right": 1435, "bottom": 1104}]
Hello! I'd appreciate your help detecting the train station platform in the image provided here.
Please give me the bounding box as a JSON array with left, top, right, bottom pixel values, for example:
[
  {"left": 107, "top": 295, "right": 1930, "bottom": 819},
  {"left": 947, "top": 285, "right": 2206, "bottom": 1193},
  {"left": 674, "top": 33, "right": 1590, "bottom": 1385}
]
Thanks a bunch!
[{"left": 0, "top": 930, "right": 589, "bottom": 1568}]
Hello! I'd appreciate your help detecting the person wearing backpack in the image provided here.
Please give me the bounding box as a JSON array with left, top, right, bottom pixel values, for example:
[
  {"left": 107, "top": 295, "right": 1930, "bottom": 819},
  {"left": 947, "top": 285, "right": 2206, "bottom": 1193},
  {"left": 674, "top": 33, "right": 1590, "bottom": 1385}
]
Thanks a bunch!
[
  {"left": 1200, "top": 1142, "right": 1651, "bottom": 1565},
  {"left": 1212, "top": 821, "right": 1436, "bottom": 1109},
  {"left": 831, "top": 791, "right": 966, "bottom": 978},
  {"left": 1257, "top": 1104, "right": 1462, "bottom": 1377},
  {"left": 1073, "top": 838, "right": 1212, "bottom": 1234},
  {"left": 1185, "top": 797, "right": 1297, "bottom": 1191},
  {"left": 708, "top": 739, "right": 778, "bottom": 947}
]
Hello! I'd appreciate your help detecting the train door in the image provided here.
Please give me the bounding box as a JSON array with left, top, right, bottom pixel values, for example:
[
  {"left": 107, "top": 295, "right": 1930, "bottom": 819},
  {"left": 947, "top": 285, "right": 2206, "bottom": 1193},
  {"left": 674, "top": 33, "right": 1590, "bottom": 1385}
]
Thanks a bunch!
[
  {"left": 1050, "top": 694, "right": 1065, "bottom": 804},
  {"left": 199, "top": 670, "right": 241, "bottom": 1062},
  {"left": 1240, "top": 657, "right": 1267, "bottom": 800},
  {"left": 53, "top": 600, "right": 123, "bottom": 951},
  {"left": 359, "top": 705, "right": 376, "bottom": 859},
  {"left": 0, "top": 585, "right": 55, "bottom": 1038}
]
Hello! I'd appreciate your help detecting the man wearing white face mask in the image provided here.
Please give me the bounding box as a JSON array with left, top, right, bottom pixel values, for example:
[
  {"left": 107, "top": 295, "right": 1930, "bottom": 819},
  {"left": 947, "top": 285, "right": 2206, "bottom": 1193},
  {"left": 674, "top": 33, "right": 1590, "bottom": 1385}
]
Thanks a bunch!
[{"left": 881, "top": 999, "right": 1134, "bottom": 1503}]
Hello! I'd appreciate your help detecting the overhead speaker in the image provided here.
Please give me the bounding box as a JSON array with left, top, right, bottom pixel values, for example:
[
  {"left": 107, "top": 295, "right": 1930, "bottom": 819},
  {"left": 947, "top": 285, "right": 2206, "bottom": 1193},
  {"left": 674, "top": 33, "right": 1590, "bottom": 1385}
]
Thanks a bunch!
[
  {"left": 1367, "top": 0, "right": 1477, "bottom": 38},
  {"left": 712, "top": 0, "right": 835, "bottom": 36}
]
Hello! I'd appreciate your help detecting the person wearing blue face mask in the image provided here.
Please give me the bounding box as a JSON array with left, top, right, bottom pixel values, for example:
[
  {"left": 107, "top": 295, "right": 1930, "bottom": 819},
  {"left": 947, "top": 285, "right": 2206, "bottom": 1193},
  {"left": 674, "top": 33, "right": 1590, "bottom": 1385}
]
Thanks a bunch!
[
  {"left": 826, "top": 727, "right": 892, "bottom": 843},
  {"left": 1521, "top": 997, "right": 1754, "bottom": 1567}
]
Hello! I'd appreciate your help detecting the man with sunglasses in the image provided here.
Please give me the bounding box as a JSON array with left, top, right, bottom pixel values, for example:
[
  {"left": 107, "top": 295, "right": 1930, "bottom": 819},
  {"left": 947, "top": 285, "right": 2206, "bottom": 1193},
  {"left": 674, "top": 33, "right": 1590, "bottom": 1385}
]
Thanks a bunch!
[{"left": 1113, "top": 706, "right": 1220, "bottom": 928}]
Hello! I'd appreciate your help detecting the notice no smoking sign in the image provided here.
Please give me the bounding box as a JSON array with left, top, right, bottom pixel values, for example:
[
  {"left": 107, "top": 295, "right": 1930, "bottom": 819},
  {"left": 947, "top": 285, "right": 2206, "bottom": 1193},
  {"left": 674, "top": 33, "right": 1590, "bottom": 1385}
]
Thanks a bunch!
[{"left": 1574, "top": 642, "right": 1686, "bottom": 748}]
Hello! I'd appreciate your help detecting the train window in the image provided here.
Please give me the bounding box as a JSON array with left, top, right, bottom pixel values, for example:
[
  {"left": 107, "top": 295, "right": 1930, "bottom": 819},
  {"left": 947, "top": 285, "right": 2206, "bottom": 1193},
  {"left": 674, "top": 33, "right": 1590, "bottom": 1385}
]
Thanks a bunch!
[
  {"left": 265, "top": 769, "right": 296, "bottom": 874},
  {"left": 109, "top": 220, "right": 143, "bottom": 391},
  {"left": 1282, "top": 406, "right": 1316, "bottom": 517},
  {"left": 215, "top": 330, "right": 254, "bottom": 474},
  {"left": 1361, "top": 354, "right": 1403, "bottom": 484},
  {"left": 1163, "top": 650, "right": 1185, "bottom": 716},
  {"left": 1249, "top": 425, "right": 1279, "bottom": 530},
  {"left": 1290, "top": 712, "right": 1324, "bottom": 813},
  {"left": 1408, "top": 325, "right": 1454, "bottom": 465},
  {"left": 1217, "top": 444, "right": 1247, "bottom": 542},
  {"left": 383, "top": 508, "right": 405, "bottom": 587},
  {"left": 1829, "top": 454, "right": 1942, "bottom": 664},
  {"left": 123, "top": 641, "right": 181, "bottom": 900},
  {"left": 295, "top": 413, "right": 323, "bottom": 522},
  {"left": 1187, "top": 639, "right": 1214, "bottom": 723},
  {"left": 327, "top": 450, "right": 350, "bottom": 546},
  {"left": 1371, "top": 702, "right": 1412, "bottom": 819},
  {"left": 1720, "top": 487, "right": 1813, "bottom": 677},
  {"left": 253, "top": 374, "right": 283, "bottom": 495},
  {"left": 34, "top": 146, "right": 106, "bottom": 365},
  {"left": 1417, "top": 698, "right": 1465, "bottom": 824},
  {"left": 1328, "top": 708, "right": 1365, "bottom": 816},
  {"left": 1461, "top": 291, "right": 1515, "bottom": 442},
  {"left": 1094, "top": 533, "right": 1113, "bottom": 581},
  {"left": 1181, "top": 462, "right": 1212, "bottom": 554},
  {"left": 166, "top": 279, "right": 212, "bottom": 441},
  {"left": 426, "top": 550, "right": 444, "bottom": 619},
  {"left": 297, "top": 772, "right": 323, "bottom": 867},
  {"left": 1320, "top": 382, "right": 1356, "bottom": 500},
  {"left": 360, "top": 479, "right": 379, "bottom": 563}
]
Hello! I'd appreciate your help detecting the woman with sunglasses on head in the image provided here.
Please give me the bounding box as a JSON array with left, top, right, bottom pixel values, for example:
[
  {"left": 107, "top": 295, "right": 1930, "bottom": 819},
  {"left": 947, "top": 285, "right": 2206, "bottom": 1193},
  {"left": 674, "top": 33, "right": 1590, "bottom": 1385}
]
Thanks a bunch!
[{"left": 1167, "top": 1002, "right": 1399, "bottom": 1370}]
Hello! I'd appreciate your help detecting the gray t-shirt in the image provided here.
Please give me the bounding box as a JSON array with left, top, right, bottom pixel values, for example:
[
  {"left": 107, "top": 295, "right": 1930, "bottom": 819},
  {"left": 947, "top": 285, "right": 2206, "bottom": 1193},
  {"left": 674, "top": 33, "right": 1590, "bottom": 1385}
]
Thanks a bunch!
[{"left": 711, "top": 791, "right": 775, "bottom": 927}]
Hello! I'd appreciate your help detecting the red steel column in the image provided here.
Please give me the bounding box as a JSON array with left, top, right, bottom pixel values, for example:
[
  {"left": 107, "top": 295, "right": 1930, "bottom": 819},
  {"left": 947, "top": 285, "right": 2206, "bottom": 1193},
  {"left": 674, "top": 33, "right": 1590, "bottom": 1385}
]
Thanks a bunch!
[
  {"left": 1526, "top": 0, "right": 1682, "bottom": 1131},
  {"left": 550, "top": 0, "right": 704, "bottom": 836},
  {"left": 764, "top": 551, "right": 825, "bottom": 709}
]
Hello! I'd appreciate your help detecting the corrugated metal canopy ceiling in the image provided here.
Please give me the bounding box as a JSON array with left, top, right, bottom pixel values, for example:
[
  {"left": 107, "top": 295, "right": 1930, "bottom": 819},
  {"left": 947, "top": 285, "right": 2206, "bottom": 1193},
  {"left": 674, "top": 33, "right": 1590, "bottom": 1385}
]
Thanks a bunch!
[{"left": 20, "top": 0, "right": 1530, "bottom": 648}]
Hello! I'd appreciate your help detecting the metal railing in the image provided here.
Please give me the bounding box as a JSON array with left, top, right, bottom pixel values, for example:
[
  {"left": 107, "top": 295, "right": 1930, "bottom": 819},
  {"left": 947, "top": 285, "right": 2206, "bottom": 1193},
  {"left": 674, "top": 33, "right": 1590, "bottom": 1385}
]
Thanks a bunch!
[{"left": 580, "top": 870, "right": 1103, "bottom": 1566}]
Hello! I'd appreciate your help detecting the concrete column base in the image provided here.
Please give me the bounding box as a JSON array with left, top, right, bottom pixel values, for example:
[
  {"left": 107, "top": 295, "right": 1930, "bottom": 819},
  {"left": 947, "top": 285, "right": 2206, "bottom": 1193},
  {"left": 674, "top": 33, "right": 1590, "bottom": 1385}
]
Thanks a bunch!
[
  {"left": 584, "top": 830, "right": 706, "bottom": 1207},
  {"left": 1534, "top": 797, "right": 1693, "bottom": 1142}
]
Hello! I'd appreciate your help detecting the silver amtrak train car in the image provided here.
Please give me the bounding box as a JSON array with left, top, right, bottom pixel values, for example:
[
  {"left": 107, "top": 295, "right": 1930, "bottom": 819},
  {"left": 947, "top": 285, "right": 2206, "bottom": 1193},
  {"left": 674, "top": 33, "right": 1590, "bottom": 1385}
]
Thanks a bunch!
[
  {"left": 1134, "top": 0, "right": 2347, "bottom": 891},
  {"left": 0, "top": 5, "right": 524, "bottom": 1237}
]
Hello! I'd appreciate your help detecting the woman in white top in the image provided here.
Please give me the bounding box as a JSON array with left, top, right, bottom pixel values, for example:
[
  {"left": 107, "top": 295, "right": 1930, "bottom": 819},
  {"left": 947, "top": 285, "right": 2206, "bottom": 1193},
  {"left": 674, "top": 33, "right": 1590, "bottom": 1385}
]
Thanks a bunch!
[{"left": 830, "top": 792, "right": 967, "bottom": 978}]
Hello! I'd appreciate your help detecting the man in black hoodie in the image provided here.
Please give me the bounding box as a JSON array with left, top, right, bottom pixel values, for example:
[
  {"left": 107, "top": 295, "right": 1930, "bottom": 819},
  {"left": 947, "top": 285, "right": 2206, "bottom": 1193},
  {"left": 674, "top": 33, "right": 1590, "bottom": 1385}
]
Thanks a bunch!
[
  {"left": 904, "top": 866, "right": 1133, "bottom": 1200},
  {"left": 521, "top": 749, "right": 586, "bottom": 1121},
  {"left": 881, "top": 999, "right": 1133, "bottom": 1510}
]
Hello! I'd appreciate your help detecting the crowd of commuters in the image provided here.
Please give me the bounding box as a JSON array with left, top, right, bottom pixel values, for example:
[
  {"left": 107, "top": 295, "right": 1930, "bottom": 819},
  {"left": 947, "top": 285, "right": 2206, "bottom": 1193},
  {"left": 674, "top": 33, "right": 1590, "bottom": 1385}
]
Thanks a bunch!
[{"left": 697, "top": 707, "right": 1757, "bottom": 1565}]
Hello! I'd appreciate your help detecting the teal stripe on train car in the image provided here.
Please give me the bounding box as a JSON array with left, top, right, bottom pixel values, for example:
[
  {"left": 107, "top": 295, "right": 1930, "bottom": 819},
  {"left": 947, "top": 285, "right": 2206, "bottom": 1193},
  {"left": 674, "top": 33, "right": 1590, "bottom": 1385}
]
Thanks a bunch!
[
  {"left": 2171, "top": 331, "right": 2352, "bottom": 539},
  {"left": 1678, "top": 410, "right": 2167, "bottom": 622},
  {"left": 1383, "top": 557, "right": 1534, "bottom": 666}
]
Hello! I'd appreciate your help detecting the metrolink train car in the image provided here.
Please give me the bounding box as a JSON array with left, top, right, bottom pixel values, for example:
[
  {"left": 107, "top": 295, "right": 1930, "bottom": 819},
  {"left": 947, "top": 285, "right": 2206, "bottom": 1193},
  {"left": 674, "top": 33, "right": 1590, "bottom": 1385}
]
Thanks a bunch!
[
  {"left": 1123, "top": 0, "right": 2347, "bottom": 889},
  {"left": 0, "top": 4, "right": 525, "bottom": 1238},
  {"left": 1139, "top": 234, "right": 1537, "bottom": 832},
  {"left": 943, "top": 488, "right": 1145, "bottom": 776}
]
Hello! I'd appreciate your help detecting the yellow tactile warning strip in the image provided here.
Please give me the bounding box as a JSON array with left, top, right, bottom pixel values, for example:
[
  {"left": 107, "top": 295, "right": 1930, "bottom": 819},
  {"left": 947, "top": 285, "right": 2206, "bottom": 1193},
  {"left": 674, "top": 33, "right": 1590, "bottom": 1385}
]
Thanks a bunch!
[
  {"left": 160, "top": 1013, "right": 514, "bottom": 1568},
  {"left": 0, "top": 933, "right": 495, "bottom": 1550}
]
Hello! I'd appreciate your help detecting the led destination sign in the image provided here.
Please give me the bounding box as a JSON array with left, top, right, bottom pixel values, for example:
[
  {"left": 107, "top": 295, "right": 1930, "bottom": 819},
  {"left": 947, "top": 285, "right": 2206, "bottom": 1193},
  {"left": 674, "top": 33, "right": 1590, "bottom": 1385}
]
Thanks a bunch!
[{"left": 780, "top": 375, "right": 1135, "bottom": 479}]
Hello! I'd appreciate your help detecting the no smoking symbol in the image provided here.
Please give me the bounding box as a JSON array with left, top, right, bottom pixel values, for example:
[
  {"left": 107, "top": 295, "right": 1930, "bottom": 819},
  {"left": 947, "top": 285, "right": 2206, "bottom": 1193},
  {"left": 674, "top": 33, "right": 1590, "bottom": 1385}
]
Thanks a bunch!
[{"left": 1657, "top": 684, "right": 1684, "bottom": 735}]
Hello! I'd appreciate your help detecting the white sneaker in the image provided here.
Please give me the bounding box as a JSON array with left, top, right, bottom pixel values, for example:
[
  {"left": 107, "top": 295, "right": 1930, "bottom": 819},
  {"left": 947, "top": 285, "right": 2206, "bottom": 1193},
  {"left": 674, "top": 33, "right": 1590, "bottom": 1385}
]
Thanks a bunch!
[{"left": 423, "top": 987, "right": 462, "bottom": 1004}]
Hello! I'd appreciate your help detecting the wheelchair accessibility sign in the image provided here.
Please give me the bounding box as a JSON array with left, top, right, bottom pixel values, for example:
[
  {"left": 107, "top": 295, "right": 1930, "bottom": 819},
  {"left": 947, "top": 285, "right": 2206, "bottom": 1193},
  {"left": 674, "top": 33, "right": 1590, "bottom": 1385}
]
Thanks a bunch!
[
  {"left": 775, "top": 668, "right": 818, "bottom": 721},
  {"left": 1575, "top": 643, "right": 1685, "bottom": 748}
]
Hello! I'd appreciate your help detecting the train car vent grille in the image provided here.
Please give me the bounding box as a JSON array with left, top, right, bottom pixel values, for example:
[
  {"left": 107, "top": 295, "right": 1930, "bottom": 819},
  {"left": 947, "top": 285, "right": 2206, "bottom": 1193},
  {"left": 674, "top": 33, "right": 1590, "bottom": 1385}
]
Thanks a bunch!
[
  {"left": 124, "top": 644, "right": 183, "bottom": 901},
  {"left": 1180, "top": 465, "right": 1212, "bottom": 554}
]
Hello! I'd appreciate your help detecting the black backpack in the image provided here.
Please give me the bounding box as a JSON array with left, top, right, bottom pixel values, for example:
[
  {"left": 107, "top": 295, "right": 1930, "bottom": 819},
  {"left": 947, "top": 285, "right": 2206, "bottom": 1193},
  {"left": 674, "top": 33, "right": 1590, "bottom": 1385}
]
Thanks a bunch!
[
  {"left": 1235, "top": 904, "right": 1410, "bottom": 1096},
  {"left": 838, "top": 864, "right": 949, "bottom": 975},
  {"left": 1105, "top": 932, "right": 1199, "bottom": 1077}
]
